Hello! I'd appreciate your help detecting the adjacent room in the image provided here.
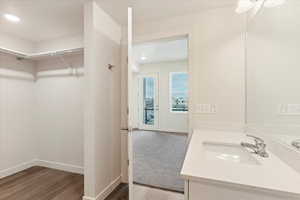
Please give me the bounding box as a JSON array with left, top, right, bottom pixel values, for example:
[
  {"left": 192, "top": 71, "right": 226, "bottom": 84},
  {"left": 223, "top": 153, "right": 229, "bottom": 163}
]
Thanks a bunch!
[{"left": 131, "top": 38, "right": 189, "bottom": 199}]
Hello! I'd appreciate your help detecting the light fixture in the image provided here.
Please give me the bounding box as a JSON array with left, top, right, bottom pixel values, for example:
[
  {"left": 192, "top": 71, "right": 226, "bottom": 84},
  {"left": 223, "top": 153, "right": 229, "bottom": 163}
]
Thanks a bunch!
[
  {"left": 140, "top": 56, "right": 147, "bottom": 61},
  {"left": 235, "top": 0, "right": 255, "bottom": 14},
  {"left": 3, "top": 14, "right": 20, "bottom": 23},
  {"left": 235, "top": 0, "right": 286, "bottom": 15},
  {"left": 132, "top": 64, "right": 139, "bottom": 72}
]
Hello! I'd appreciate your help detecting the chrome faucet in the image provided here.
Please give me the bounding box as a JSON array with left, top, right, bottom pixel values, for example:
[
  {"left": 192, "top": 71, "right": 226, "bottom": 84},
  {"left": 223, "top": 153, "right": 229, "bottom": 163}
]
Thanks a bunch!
[
  {"left": 241, "top": 135, "right": 269, "bottom": 158},
  {"left": 292, "top": 139, "right": 300, "bottom": 150}
]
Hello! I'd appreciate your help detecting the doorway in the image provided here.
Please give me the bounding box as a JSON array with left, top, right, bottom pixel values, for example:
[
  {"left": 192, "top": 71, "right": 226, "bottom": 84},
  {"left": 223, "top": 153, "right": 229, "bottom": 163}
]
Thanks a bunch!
[
  {"left": 138, "top": 73, "right": 159, "bottom": 130},
  {"left": 133, "top": 38, "right": 189, "bottom": 133},
  {"left": 130, "top": 36, "right": 189, "bottom": 199}
]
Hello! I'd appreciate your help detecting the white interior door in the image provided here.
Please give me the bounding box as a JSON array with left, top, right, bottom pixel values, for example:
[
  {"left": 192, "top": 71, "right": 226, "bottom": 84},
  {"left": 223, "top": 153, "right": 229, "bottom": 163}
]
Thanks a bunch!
[
  {"left": 127, "top": 7, "right": 134, "bottom": 200},
  {"left": 138, "top": 73, "right": 159, "bottom": 130}
]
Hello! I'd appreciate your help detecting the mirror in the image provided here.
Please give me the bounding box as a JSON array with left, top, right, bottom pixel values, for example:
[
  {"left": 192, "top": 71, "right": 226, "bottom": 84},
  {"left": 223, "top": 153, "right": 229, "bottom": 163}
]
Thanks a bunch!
[{"left": 247, "top": 0, "right": 300, "bottom": 151}]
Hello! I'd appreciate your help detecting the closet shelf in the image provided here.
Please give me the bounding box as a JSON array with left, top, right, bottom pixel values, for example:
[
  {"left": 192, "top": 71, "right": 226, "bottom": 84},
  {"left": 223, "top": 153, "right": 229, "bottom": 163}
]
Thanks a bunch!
[
  {"left": 29, "top": 48, "right": 83, "bottom": 61},
  {"left": 0, "top": 47, "right": 28, "bottom": 58},
  {"left": 0, "top": 46, "right": 84, "bottom": 61}
]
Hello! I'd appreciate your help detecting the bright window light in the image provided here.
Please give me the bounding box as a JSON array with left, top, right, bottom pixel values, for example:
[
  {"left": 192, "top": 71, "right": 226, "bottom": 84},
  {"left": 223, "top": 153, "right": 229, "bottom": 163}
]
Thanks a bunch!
[
  {"left": 169, "top": 72, "right": 188, "bottom": 113},
  {"left": 3, "top": 14, "right": 20, "bottom": 23}
]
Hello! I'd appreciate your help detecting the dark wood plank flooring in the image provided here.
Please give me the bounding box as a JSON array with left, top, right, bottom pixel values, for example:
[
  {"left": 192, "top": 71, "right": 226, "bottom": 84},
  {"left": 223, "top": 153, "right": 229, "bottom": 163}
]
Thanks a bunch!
[
  {"left": 105, "top": 184, "right": 128, "bottom": 200},
  {"left": 0, "top": 166, "right": 128, "bottom": 200}
]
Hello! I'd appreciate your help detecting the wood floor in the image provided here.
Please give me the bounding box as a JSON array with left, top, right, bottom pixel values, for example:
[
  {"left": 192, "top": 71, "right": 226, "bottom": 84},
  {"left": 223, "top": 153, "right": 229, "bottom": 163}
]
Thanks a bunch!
[{"left": 0, "top": 166, "right": 128, "bottom": 200}]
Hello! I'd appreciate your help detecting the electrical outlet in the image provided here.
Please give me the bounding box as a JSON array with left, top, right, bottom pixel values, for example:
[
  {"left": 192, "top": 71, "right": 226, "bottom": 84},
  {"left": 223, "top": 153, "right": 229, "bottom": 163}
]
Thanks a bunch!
[
  {"left": 278, "top": 104, "right": 300, "bottom": 115},
  {"left": 196, "top": 104, "right": 217, "bottom": 114}
]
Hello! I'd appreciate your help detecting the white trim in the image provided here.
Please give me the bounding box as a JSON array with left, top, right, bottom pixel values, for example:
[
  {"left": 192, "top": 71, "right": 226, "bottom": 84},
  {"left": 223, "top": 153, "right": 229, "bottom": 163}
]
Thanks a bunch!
[
  {"left": 169, "top": 71, "right": 189, "bottom": 113},
  {"left": 120, "top": 130, "right": 129, "bottom": 183},
  {"left": 0, "top": 160, "right": 36, "bottom": 179},
  {"left": 128, "top": 8, "right": 134, "bottom": 200},
  {"left": 0, "top": 159, "right": 83, "bottom": 179},
  {"left": 35, "top": 160, "right": 83, "bottom": 175},
  {"left": 184, "top": 180, "right": 189, "bottom": 200},
  {"left": 82, "top": 176, "right": 121, "bottom": 200}
]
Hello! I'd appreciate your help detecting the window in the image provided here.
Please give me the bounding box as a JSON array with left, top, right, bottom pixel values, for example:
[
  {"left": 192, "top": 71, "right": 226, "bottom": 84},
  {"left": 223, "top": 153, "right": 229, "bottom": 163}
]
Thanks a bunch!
[
  {"left": 170, "top": 72, "right": 188, "bottom": 112},
  {"left": 143, "top": 77, "right": 155, "bottom": 125}
]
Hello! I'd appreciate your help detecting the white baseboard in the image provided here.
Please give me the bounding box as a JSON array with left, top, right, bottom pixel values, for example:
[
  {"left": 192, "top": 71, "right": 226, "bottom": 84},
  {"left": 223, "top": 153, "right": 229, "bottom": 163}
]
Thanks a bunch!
[
  {"left": 35, "top": 160, "right": 83, "bottom": 175},
  {"left": 0, "top": 159, "right": 36, "bottom": 179},
  {"left": 0, "top": 159, "right": 83, "bottom": 179},
  {"left": 121, "top": 174, "right": 129, "bottom": 184},
  {"left": 83, "top": 176, "right": 122, "bottom": 200}
]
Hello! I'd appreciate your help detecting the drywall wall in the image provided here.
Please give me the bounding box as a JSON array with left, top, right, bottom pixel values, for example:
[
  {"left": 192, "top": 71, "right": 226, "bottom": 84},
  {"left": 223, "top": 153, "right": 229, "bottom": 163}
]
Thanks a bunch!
[
  {"left": 34, "top": 54, "right": 84, "bottom": 172},
  {"left": 133, "top": 60, "right": 188, "bottom": 133},
  {"left": 0, "top": 31, "right": 83, "bottom": 55},
  {"left": 34, "top": 34, "right": 84, "bottom": 53},
  {"left": 130, "top": 7, "right": 245, "bottom": 132},
  {"left": 0, "top": 32, "right": 35, "bottom": 54},
  {"left": 0, "top": 53, "right": 36, "bottom": 177},
  {"left": 84, "top": 1, "right": 122, "bottom": 199}
]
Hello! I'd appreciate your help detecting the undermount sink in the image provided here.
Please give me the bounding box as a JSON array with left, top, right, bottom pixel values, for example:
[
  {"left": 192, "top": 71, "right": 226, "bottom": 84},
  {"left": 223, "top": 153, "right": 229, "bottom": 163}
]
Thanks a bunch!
[{"left": 203, "top": 142, "right": 260, "bottom": 165}]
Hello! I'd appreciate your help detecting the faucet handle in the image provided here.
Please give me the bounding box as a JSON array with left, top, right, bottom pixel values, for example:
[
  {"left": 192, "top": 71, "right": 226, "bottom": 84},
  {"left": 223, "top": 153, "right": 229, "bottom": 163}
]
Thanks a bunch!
[{"left": 246, "top": 134, "right": 264, "bottom": 144}]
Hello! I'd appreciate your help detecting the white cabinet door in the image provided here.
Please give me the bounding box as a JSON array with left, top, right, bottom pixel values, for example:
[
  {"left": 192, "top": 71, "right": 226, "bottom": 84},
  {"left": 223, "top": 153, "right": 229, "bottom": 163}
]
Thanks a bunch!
[{"left": 189, "top": 181, "right": 299, "bottom": 200}]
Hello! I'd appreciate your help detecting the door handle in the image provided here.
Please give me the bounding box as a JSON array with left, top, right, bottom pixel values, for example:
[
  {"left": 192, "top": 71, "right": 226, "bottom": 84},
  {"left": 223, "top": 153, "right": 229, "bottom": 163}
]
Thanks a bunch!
[{"left": 121, "top": 127, "right": 134, "bottom": 132}]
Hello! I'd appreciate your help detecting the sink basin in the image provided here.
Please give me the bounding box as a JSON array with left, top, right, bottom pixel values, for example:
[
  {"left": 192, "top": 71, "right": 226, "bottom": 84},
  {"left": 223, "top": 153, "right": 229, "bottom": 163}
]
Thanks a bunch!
[{"left": 203, "top": 142, "right": 260, "bottom": 165}]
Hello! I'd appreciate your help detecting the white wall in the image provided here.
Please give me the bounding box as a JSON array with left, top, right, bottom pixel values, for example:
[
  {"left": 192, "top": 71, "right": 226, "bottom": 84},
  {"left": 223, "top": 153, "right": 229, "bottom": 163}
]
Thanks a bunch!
[
  {"left": 131, "top": 7, "right": 246, "bottom": 133},
  {"left": 35, "top": 54, "right": 84, "bottom": 171},
  {"left": 34, "top": 34, "right": 84, "bottom": 53},
  {"left": 0, "top": 32, "right": 35, "bottom": 54},
  {"left": 0, "top": 30, "right": 83, "bottom": 55},
  {"left": 133, "top": 60, "right": 188, "bottom": 133},
  {"left": 84, "top": 1, "right": 122, "bottom": 199},
  {"left": 0, "top": 51, "right": 84, "bottom": 177},
  {"left": 0, "top": 53, "right": 36, "bottom": 177}
]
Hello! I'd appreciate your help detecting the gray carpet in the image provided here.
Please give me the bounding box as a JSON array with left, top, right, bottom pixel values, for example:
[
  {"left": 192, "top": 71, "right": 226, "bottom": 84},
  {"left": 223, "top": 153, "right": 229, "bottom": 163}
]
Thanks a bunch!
[{"left": 133, "top": 131, "right": 188, "bottom": 192}]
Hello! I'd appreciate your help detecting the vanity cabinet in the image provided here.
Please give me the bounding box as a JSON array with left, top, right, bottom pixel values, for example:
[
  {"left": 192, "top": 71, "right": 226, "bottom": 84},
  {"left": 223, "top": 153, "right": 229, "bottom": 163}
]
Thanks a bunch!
[
  {"left": 187, "top": 180, "right": 300, "bottom": 200},
  {"left": 182, "top": 130, "right": 300, "bottom": 200}
]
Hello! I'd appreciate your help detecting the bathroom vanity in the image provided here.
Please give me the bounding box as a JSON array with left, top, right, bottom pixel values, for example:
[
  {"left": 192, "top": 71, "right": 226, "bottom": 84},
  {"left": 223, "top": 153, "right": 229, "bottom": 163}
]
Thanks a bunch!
[{"left": 181, "top": 130, "right": 300, "bottom": 200}]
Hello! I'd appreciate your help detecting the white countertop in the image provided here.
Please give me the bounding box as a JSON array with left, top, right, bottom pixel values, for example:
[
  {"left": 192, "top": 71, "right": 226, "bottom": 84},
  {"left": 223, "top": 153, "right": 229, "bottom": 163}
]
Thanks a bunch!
[{"left": 181, "top": 130, "right": 300, "bottom": 196}]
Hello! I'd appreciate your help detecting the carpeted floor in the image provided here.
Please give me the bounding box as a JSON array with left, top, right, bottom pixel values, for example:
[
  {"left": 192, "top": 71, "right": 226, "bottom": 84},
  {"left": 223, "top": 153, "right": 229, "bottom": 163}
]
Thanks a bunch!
[{"left": 132, "top": 131, "right": 188, "bottom": 192}]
